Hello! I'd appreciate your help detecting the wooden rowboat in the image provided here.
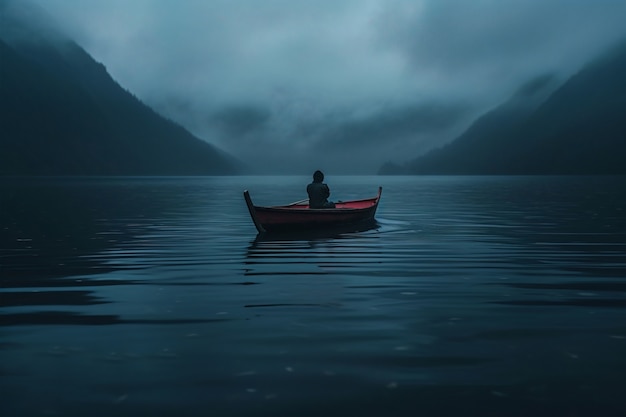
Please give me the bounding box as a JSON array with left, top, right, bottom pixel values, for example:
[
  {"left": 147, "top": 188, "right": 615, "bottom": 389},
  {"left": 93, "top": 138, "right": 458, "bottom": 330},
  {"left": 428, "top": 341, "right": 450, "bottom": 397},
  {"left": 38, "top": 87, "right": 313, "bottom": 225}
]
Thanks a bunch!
[{"left": 243, "top": 187, "right": 382, "bottom": 233}]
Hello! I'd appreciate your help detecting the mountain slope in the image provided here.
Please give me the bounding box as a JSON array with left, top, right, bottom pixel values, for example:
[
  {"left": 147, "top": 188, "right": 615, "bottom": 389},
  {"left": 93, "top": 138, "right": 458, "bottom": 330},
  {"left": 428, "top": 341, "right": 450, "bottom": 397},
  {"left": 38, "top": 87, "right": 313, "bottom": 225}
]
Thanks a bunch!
[
  {"left": 402, "top": 42, "right": 626, "bottom": 175},
  {"left": 0, "top": 5, "right": 240, "bottom": 175}
]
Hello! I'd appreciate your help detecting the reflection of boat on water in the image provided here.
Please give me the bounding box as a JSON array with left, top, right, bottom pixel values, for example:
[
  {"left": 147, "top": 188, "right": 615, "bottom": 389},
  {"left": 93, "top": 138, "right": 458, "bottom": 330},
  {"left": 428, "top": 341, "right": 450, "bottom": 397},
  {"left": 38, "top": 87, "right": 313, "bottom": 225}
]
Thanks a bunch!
[
  {"left": 243, "top": 187, "right": 382, "bottom": 234},
  {"left": 244, "top": 220, "right": 382, "bottom": 277}
]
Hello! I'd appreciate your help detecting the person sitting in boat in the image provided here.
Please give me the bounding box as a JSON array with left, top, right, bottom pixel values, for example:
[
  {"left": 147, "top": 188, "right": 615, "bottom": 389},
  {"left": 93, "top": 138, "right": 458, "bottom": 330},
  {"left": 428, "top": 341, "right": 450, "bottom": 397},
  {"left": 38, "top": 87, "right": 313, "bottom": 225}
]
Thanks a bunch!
[{"left": 307, "top": 170, "right": 336, "bottom": 209}]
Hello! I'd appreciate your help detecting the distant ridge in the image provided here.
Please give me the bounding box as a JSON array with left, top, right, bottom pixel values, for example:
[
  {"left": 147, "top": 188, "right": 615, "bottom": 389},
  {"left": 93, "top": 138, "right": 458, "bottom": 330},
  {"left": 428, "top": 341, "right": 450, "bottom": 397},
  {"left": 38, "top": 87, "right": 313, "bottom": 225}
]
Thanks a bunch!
[
  {"left": 382, "top": 41, "right": 626, "bottom": 175},
  {"left": 0, "top": 2, "right": 241, "bottom": 175}
]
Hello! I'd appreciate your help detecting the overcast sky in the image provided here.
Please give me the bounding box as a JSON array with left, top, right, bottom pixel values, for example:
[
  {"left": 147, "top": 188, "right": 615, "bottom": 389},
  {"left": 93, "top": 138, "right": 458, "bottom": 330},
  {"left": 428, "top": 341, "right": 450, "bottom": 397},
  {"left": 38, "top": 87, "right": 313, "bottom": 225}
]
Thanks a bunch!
[{"left": 21, "top": 0, "right": 626, "bottom": 173}]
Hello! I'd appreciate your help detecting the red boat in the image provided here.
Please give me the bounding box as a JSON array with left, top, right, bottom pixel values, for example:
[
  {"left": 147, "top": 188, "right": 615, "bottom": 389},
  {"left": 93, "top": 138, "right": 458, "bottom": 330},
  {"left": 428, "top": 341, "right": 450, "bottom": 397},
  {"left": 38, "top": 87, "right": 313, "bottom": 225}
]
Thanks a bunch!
[{"left": 243, "top": 187, "right": 382, "bottom": 233}]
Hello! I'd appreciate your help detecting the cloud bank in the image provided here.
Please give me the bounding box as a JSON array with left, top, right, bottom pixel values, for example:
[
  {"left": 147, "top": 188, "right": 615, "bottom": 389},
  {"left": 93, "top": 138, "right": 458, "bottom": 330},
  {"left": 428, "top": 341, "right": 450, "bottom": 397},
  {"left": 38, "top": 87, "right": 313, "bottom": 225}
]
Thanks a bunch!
[{"left": 17, "top": 0, "right": 626, "bottom": 172}]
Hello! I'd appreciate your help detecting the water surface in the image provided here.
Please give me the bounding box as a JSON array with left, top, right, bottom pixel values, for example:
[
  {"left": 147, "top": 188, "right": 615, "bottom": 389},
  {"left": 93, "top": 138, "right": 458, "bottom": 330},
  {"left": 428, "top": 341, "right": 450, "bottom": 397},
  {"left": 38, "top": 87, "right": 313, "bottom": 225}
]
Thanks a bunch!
[{"left": 1, "top": 175, "right": 625, "bottom": 416}]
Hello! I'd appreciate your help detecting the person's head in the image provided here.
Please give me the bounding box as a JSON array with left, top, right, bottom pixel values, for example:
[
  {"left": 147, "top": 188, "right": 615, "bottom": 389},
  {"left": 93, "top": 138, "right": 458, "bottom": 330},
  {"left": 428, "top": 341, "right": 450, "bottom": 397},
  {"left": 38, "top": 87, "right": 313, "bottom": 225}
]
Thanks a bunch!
[{"left": 313, "top": 170, "right": 324, "bottom": 183}]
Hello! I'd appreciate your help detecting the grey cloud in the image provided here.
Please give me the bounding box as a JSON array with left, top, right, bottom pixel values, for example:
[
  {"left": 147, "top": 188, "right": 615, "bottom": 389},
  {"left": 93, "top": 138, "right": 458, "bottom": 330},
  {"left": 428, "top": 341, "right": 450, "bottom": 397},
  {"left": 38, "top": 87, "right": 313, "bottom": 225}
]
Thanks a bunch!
[
  {"left": 513, "top": 74, "right": 559, "bottom": 99},
  {"left": 378, "top": 1, "right": 626, "bottom": 79},
  {"left": 370, "top": 1, "right": 626, "bottom": 123},
  {"left": 16, "top": 0, "right": 626, "bottom": 173},
  {"left": 0, "top": 0, "right": 68, "bottom": 43},
  {"left": 211, "top": 106, "right": 271, "bottom": 138},
  {"left": 316, "top": 102, "right": 472, "bottom": 151}
]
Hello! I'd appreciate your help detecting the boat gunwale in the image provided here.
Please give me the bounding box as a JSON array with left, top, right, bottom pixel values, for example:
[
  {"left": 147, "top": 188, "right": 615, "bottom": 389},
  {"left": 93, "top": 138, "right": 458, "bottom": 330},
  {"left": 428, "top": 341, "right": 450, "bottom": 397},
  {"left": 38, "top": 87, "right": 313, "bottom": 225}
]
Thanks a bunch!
[
  {"left": 255, "top": 202, "right": 377, "bottom": 213},
  {"left": 243, "top": 187, "right": 382, "bottom": 234},
  {"left": 257, "top": 186, "right": 382, "bottom": 211}
]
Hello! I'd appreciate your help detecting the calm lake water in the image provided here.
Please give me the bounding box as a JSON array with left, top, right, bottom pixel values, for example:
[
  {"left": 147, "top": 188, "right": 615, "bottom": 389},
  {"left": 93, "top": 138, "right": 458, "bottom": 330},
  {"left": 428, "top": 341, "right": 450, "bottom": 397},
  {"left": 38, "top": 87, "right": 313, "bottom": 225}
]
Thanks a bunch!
[{"left": 1, "top": 175, "right": 625, "bottom": 417}]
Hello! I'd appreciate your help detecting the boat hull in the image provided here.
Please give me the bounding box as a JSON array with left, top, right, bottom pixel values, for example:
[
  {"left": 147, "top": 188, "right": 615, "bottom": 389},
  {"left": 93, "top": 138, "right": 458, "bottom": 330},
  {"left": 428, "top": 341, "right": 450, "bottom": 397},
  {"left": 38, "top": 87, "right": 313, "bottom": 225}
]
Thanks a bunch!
[{"left": 244, "top": 187, "right": 382, "bottom": 233}]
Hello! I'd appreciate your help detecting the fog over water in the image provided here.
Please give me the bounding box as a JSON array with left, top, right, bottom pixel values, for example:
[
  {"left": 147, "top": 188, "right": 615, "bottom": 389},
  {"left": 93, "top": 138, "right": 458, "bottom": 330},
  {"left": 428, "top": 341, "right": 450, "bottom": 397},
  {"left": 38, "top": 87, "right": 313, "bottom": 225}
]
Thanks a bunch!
[{"left": 7, "top": 0, "right": 626, "bottom": 172}]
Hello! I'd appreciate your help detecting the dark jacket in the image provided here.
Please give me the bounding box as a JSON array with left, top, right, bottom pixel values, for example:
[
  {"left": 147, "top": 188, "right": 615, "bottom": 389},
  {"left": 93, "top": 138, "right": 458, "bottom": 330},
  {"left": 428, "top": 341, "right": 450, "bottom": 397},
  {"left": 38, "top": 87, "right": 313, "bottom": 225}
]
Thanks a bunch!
[{"left": 307, "top": 181, "right": 333, "bottom": 209}]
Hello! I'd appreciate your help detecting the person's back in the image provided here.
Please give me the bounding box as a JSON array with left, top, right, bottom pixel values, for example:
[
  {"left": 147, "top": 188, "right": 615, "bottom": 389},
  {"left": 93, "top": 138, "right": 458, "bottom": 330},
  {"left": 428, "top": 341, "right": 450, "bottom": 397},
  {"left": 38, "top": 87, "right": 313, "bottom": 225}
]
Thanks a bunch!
[{"left": 307, "top": 170, "right": 335, "bottom": 209}]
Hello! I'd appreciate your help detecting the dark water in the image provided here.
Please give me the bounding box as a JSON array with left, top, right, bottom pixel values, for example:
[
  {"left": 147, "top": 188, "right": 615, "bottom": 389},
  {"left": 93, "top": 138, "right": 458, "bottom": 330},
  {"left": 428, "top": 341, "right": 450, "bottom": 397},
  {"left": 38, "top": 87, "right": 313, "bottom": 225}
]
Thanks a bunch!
[{"left": 1, "top": 175, "right": 625, "bottom": 417}]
